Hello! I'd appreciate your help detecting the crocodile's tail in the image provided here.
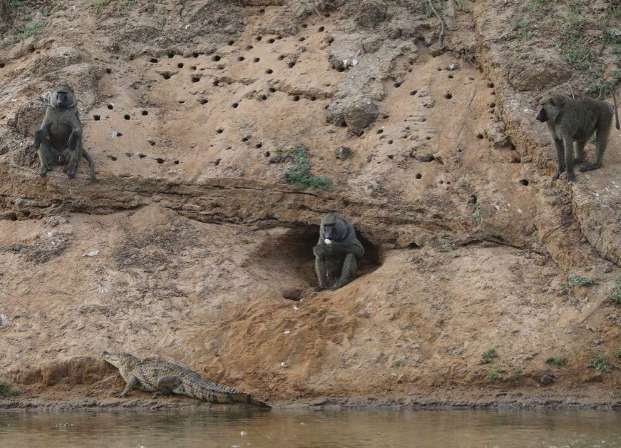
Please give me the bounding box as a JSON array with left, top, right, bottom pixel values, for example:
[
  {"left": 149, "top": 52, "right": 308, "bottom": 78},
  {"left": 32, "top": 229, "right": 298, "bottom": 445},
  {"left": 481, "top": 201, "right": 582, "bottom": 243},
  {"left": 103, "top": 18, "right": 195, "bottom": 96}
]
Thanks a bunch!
[{"left": 193, "top": 383, "right": 271, "bottom": 409}]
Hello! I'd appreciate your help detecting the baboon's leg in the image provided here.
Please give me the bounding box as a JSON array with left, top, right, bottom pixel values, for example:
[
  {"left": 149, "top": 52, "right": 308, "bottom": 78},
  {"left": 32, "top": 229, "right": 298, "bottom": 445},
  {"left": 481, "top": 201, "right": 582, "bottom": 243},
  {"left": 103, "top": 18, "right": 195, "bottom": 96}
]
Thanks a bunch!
[
  {"left": 563, "top": 137, "right": 576, "bottom": 182},
  {"left": 82, "top": 149, "right": 96, "bottom": 181},
  {"left": 37, "top": 142, "right": 56, "bottom": 177},
  {"left": 574, "top": 140, "right": 586, "bottom": 165},
  {"left": 581, "top": 125, "right": 611, "bottom": 172},
  {"left": 332, "top": 253, "right": 358, "bottom": 290},
  {"left": 315, "top": 255, "right": 329, "bottom": 289},
  {"left": 552, "top": 138, "right": 566, "bottom": 180}
]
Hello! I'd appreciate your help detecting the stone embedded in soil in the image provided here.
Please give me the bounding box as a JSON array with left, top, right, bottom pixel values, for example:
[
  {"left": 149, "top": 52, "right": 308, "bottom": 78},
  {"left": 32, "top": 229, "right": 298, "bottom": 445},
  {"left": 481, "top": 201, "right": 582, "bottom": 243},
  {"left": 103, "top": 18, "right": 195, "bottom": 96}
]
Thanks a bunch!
[
  {"left": 282, "top": 288, "right": 304, "bottom": 301},
  {"left": 327, "top": 96, "right": 380, "bottom": 135},
  {"left": 335, "top": 146, "right": 352, "bottom": 160}
]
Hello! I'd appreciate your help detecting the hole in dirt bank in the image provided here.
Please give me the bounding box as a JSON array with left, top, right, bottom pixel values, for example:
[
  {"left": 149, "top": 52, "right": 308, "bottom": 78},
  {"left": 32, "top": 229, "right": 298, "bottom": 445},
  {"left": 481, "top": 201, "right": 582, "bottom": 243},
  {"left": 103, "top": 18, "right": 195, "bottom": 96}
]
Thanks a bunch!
[
  {"left": 107, "top": 104, "right": 114, "bottom": 110},
  {"left": 253, "top": 225, "right": 384, "bottom": 287},
  {"left": 519, "top": 179, "right": 529, "bottom": 186},
  {"left": 93, "top": 114, "right": 101, "bottom": 121}
]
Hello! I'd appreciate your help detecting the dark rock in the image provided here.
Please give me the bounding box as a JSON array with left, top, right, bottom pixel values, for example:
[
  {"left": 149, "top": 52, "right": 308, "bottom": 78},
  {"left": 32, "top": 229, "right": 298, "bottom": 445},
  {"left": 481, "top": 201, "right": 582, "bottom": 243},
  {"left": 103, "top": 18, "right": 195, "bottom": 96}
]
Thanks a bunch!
[
  {"left": 335, "top": 146, "right": 352, "bottom": 160},
  {"left": 282, "top": 288, "right": 304, "bottom": 301}
]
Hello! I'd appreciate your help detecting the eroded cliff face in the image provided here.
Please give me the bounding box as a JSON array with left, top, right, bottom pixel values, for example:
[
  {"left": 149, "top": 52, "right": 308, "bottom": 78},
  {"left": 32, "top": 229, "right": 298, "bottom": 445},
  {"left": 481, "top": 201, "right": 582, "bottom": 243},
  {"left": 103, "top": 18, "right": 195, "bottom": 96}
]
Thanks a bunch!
[{"left": 0, "top": 0, "right": 620, "bottom": 407}]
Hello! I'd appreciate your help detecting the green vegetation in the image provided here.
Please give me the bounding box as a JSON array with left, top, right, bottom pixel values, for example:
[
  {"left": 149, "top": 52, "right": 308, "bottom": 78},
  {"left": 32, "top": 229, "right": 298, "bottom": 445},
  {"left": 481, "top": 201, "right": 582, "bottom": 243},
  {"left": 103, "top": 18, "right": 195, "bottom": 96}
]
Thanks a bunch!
[
  {"left": 487, "top": 368, "right": 506, "bottom": 382},
  {"left": 0, "top": 382, "right": 19, "bottom": 397},
  {"left": 472, "top": 203, "right": 481, "bottom": 225},
  {"left": 610, "top": 278, "right": 621, "bottom": 305},
  {"left": 482, "top": 348, "right": 498, "bottom": 364},
  {"left": 588, "top": 353, "right": 610, "bottom": 373},
  {"left": 93, "top": 0, "right": 135, "bottom": 14},
  {"left": 515, "top": 18, "right": 532, "bottom": 41},
  {"left": 545, "top": 357, "right": 568, "bottom": 368},
  {"left": 8, "top": 0, "right": 24, "bottom": 7},
  {"left": 283, "top": 147, "right": 332, "bottom": 190},
  {"left": 568, "top": 275, "right": 595, "bottom": 287},
  {"left": 16, "top": 20, "right": 45, "bottom": 40},
  {"left": 615, "top": 347, "right": 621, "bottom": 360}
]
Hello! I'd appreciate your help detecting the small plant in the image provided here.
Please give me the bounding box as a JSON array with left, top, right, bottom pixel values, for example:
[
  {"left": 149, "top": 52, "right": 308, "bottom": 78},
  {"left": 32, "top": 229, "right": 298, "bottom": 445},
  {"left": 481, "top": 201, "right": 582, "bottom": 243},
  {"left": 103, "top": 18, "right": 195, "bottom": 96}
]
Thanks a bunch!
[
  {"left": 482, "top": 348, "right": 498, "bottom": 364},
  {"left": 614, "top": 348, "right": 621, "bottom": 360},
  {"left": 588, "top": 353, "right": 610, "bottom": 373},
  {"left": 568, "top": 275, "right": 595, "bottom": 287},
  {"left": 16, "top": 21, "right": 45, "bottom": 40},
  {"left": 610, "top": 278, "right": 621, "bottom": 305},
  {"left": 472, "top": 203, "right": 481, "bottom": 225},
  {"left": 93, "top": 0, "right": 111, "bottom": 14},
  {"left": 487, "top": 368, "right": 505, "bottom": 381},
  {"left": 283, "top": 147, "right": 332, "bottom": 190},
  {"left": 8, "top": 0, "right": 24, "bottom": 7},
  {"left": 0, "top": 382, "right": 18, "bottom": 397},
  {"left": 545, "top": 357, "right": 568, "bottom": 367}
]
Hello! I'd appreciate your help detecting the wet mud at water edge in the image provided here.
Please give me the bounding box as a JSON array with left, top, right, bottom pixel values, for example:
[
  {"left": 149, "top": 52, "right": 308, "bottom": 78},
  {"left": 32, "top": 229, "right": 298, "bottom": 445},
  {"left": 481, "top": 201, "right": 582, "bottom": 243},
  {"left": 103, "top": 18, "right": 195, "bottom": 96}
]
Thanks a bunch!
[{"left": 1, "top": 409, "right": 621, "bottom": 448}]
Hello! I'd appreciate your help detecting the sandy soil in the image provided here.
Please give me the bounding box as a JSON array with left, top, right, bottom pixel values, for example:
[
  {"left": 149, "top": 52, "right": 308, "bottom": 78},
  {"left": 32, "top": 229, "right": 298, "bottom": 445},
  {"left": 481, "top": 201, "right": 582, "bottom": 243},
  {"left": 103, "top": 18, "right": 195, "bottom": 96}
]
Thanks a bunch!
[{"left": 0, "top": 0, "right": 620, "bottom": 409}]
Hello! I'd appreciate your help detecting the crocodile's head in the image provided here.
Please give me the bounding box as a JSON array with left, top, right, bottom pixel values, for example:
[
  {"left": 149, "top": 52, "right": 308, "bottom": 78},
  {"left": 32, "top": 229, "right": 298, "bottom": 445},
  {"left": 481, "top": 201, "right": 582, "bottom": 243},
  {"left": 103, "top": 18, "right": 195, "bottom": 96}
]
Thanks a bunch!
[{"left": 102, "top": 351, "right": 140, "bottom": 377}]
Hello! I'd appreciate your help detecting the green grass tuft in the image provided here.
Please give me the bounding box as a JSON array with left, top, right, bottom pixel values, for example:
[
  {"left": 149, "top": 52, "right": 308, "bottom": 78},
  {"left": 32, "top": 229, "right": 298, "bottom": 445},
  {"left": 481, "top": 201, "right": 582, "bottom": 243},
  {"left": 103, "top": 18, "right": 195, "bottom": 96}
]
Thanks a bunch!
[
  {"left": 16, "top": 20, "right": 45, "bottom": 40},
  {"left": 482, "top": 348, "right": 498, "bottom": 364},
  {"left": 487, "top": 368, "right": 505, "bottom": 381},
  {"left": 568, "top": 275, "right": 595, "bottom": 287},
  {"left": 588, "top": 354, "right": 610, "bottom": 373},
  {"left": 283, "top": 147, "right": 332, "bottom": 190},
  {"left": 545, "top": 357, "right": 568, "bottom": 367},
  {"left": 0, "top": 382, "right": 19, "bottom": 398}
]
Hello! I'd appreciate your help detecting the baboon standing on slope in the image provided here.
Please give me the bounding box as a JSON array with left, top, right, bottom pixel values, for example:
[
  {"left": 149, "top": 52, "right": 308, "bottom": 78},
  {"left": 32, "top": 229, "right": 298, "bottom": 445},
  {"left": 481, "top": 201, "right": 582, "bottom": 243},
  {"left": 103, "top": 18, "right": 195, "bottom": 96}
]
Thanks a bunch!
[{"left": 536, "top": 94, "right": 619, "bottom": 182}]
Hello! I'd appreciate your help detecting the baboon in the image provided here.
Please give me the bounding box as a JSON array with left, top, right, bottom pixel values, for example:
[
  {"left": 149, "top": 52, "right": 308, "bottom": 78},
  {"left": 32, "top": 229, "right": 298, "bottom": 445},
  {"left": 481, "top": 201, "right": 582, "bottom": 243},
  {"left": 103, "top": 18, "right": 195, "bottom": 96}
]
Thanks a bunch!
[
  {"left": 33, "top": 85, "right": 96, "bottom": 181},
  {"left": 313, "top": 213, "right": 365, "bottom": 290},
  {"left": 536, "top": 94, "right": 619, "bottom": 182}
]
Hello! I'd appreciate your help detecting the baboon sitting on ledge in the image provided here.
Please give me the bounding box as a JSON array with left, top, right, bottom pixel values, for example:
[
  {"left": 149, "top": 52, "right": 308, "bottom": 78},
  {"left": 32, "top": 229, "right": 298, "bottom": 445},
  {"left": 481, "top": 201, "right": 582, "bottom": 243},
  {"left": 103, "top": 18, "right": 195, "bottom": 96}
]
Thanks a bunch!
[{"left": 313, "top": 213, "right": 365, "bottom": 290}]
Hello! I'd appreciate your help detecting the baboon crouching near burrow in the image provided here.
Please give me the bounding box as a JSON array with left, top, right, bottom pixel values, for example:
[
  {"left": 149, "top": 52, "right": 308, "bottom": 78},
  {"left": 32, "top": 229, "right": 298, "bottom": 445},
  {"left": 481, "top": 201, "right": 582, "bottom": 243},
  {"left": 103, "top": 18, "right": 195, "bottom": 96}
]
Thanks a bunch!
[
  {"left": 313, "top": 213, "right": 365, "bottom": 290},
  {"left": 33, "top": 85, "right": 96, "bottom": 181},
  {"left": 536, "top": 94, "right": 619, "bottom": 182}
]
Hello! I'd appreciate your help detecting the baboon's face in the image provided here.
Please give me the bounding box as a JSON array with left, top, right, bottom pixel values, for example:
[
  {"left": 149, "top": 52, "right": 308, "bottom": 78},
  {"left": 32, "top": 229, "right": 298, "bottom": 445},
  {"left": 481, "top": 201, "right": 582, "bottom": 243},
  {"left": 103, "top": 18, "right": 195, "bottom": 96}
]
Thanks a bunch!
[
  {"left": 50, "top": 86, "right": 75, "bottom": 109},
  {"left": 322, "top": 214, "right": 348, "bottom": 242},
  {"left": 536, "top": 96, "right": 563, "bottom": 123}
]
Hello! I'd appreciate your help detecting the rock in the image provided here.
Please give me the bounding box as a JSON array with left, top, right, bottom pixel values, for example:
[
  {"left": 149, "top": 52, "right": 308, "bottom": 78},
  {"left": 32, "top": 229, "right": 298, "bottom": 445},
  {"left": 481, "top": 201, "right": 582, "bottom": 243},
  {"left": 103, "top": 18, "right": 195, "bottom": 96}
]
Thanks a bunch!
[
  {"left": 327, "top": 97, "right": 379, "bottom": 135},
  {"left": 335, "top": 146, "right": 352, "bottom": 160},
  {"left": 485, "top": 121, "right": 512, "bottom": 149},
  {"left": 353, "top": 0, "right": 389, "bottom": 28},
  {"left": 282, "top": 288, "right": 304, "bottom": 301},
  {"left": 508, "top": 48, "right": 571, "bottom": 91},
  {"left": 414, "top": 153, "right": 435, "bottom": 163},
  {"left": 539, "top": 373, "right": 557, "bottom": 386}
]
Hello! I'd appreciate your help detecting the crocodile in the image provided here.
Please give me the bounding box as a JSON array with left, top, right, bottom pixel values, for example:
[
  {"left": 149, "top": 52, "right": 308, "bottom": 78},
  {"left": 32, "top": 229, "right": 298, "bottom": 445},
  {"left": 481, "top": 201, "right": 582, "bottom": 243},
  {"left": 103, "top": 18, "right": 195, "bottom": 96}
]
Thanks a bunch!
[{"left": 102, "top": 351, "right": 270, "bottom": 408}]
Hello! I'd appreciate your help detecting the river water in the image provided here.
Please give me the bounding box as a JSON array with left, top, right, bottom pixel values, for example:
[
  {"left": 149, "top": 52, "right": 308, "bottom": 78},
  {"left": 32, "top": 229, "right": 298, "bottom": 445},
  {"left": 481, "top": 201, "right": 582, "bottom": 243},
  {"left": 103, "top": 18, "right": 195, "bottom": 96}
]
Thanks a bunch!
[{"left": 1, "top": 409, "right": 620, "bottom": 447}]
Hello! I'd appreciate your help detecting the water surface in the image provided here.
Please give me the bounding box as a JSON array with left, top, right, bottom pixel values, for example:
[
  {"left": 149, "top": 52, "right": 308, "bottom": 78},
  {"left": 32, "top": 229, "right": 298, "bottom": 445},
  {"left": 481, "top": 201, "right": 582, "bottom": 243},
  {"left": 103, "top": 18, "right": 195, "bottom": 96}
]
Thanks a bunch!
[{"left": 1, "top": 408, "right": 620, "bottom": 447}]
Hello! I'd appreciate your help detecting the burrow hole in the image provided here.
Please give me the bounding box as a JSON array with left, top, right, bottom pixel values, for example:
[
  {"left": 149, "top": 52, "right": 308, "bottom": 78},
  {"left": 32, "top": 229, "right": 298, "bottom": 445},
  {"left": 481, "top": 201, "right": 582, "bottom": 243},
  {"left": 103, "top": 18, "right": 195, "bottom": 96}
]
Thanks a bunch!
[{"left": 253, "top": 225, "right": 383, "bottom": 288}]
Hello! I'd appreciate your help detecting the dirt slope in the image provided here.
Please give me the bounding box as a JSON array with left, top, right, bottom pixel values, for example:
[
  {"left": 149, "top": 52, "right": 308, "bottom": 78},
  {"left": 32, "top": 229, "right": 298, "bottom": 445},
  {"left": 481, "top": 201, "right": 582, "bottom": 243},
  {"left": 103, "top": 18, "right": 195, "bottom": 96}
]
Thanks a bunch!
[{"left": 1, "top": 0, "right": 621, "bottom": 408}]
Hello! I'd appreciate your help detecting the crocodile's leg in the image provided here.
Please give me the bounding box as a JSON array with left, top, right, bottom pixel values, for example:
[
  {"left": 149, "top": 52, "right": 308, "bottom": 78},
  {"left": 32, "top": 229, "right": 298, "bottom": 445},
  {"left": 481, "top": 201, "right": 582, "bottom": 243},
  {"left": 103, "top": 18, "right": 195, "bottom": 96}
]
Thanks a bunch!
[{"left": 119, "top": 375, "right": 139, "bottom": 398}]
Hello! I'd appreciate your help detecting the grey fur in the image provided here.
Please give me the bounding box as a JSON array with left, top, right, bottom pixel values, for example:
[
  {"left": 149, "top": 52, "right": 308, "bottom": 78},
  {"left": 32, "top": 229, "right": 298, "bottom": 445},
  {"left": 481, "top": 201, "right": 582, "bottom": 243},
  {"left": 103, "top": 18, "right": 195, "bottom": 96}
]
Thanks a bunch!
[
  {"left": 313, "top": 213, "right": 364, "bottom": 290},
  {"left": 33, "top": 85, "right": 96, "bottom": 181},
  {"left": 536, "top": 94, "right": 618, "bottom": 182}
]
